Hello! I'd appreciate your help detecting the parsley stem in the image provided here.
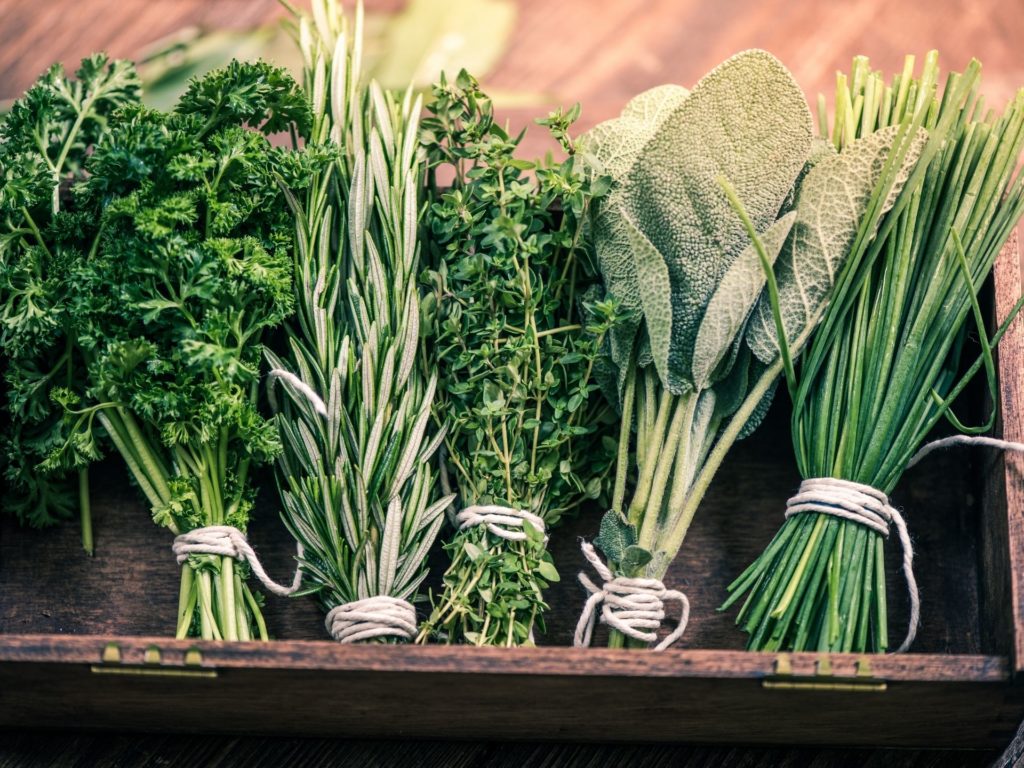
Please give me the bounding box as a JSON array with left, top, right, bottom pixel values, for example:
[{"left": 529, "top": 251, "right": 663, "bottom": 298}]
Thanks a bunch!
[
  {"left": 234, "top": 573, "right": 252, "bottom": 641},
  {"left": 51, "top": 97, "right": 93, "bottom": 206},
  {"left": 221, "top": 558, "right": 237, "bottom": 641},
  {"left": 97, "top": 410, "right": 167, "bottom": 512},
  {"left": 176, "top": 566, "right": 195, "bottom": 640},
  {"left": 243, "top": 582, "right": 268, "bottom": 641},
  {"left": 78, "top": 468, "right": 93, "bottom": 556},
  {"left": 19, "top": 207, "right": 53, "bottom": 260}
]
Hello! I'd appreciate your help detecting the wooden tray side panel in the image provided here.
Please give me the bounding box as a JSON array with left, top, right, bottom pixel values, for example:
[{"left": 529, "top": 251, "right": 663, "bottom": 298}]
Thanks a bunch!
[
  {"left": 986, "top": 232, "right": 1024, "bottom": 666},
  {"left": 0, "top": 640, "right": 1021, "bottom": 747}
]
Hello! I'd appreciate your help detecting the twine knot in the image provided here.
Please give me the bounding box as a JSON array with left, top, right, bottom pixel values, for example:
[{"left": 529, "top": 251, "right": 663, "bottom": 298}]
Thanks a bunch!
[
  {"left": 172, "top": 525, "right": 302, "bottom": 597},
  {"left": 456, "top": 505, "right": 546, "bottom": 541},
  {"left": 573, "top": 540, "right": 689, "bottom": 651},
  {"left": 786, "top": 477, "right": 918, "bottom": 653},
  {"left": 325, "top": 596, "right": 418, "bottom": 643}
]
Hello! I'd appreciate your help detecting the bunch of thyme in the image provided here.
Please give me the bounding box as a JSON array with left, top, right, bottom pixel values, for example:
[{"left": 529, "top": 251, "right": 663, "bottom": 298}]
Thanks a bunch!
[{"left": 416, "top": 72, "right": 619, "bottom": 646}]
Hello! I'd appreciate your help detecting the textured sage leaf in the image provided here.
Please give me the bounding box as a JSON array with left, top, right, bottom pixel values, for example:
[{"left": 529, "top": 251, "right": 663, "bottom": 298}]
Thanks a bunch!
[
  {"left": 619, "top": 545, "right": 653, "bottom": 576},
  {"left": 582, "top": 83, "right": 689, "bottom": 181},
  {"left": 621, "top": 84, "right": 690, "bottom": 123},
  {"left": 623, "top": 49, "right": 812, "bottom": 393},
  {"left": 710, "top": 344, "right": 752, "bottom": 423},
  {"left": 590, "top": 196, "right": 645, "bottom": 381},
  {"left": 781, "top": 137, "right": 837, "bottom": 215},
  {"left": 583, "top": 122, "right": 645, "bottom": 179},
  {"left": 582, "top": 84, "right": 689, "bottom": 387},
  {"left": 737, "top": 365, "right": 777, "bottom": 441},
  {"left": 594, "top": 509, "right": 637, "bottom": 564},
  {"left": 622, "top": 209, "right": 675, "bottom": 388},
  {"left": 747, "top": 125, "right": 927, "bottom": 363},
  {"left": 691, "top": 211, "right": 796, "bottom": 390}
]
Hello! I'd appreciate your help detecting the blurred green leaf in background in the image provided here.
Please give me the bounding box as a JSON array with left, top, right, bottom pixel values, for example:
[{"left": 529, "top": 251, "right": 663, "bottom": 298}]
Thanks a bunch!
[{"left": 138, "top": 0, "right": 518, "bottom": 111}]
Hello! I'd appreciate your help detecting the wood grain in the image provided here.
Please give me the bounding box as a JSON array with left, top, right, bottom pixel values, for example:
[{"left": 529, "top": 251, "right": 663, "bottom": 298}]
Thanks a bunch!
[
  {"left": 0, "top": 638, "right": 1020, "bottom": 746},
  {"left": 990, "top": 230, "right": 1024, "bottom": 673},
  {"left": 0, "top": 731, "right": 1000, "bottom": 768}
]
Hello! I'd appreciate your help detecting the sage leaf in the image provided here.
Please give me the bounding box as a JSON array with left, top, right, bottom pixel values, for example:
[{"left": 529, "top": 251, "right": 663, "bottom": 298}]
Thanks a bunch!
[
  {"left": 747, "top": 125, "right": 928, "bottom": 363},
  {"left": 582, "top": 84, "right": 689, "bottom": 387},
  {"left": 622, "top": 49, "right": 812, "bottom": 393},
  {"left": 736, "top": 361, "right": 778, "bottom": 441},
  {"left": 692, "top": 211, "right": 797, "bottom": 389},
  {"left": 619, "top": 545, "right": 654, "bottom": 577},
  {"left": 594, "top": 509, "right": 637, "bottom": 564},
  {"left": 621, "top": 84, "right": 690, "bottom": 123},
  {"left": 622, "top": 209, "right": 674, "bottom": 387}
]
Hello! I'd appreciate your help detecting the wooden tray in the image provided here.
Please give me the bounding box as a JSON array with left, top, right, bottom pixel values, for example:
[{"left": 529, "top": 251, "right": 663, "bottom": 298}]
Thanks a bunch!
[{"left": 1, "top": 237, "right": 1023, "bottom": 749}]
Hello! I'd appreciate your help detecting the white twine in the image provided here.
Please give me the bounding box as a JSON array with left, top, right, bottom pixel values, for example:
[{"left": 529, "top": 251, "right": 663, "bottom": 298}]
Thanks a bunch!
[
  {"left": 573, "top": 540, "right": 689, "bottom": 651},
  {"left": 267, "top": 368, "right": 328, "bottom": 418},
  {"left": 456, "top": 505, "right": 547, "bottom": 541},
  {"left": 907, "top": 434, "right": 1024, "bottom": 469},
  {"left": 172, "top": 525, "right": 303, "bottom": 597},
  {"left": 324, "top": 595, "right": 418, "bottom": 643},
  {"left": 786, "top": 477, "right": 919, "bottom": 653}
]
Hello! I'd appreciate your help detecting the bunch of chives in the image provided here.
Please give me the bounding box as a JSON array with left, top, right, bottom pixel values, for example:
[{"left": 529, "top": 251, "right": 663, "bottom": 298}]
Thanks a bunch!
[{"left": 723, "top": 52, "right": 1024, "bottom": 653}]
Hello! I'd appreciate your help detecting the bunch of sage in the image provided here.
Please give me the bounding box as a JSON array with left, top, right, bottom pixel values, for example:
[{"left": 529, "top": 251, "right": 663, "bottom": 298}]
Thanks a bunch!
[
  {"left": 577, "top": 50, "right": 926, "bottom": 649},
  {"left": 723, "top": 53, "right": 1024, "bottom": 653},
  {"left": 267, "top": 0, "right": 453, "bottom": 644}
]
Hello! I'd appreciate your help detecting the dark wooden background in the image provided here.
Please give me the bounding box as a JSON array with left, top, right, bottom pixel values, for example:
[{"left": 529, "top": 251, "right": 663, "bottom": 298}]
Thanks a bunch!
[{"left": 2, "top": 0, "right": 1024, "bottom": 765}]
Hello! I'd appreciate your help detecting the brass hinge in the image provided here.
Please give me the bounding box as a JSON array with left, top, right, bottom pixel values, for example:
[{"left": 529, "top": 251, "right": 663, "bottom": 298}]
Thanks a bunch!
[
  {"left": 762, "top": 653, "right": 887, "bottom": 692},
  {"left": 90, "top": 642, "right": 218, "bottom": 679}
]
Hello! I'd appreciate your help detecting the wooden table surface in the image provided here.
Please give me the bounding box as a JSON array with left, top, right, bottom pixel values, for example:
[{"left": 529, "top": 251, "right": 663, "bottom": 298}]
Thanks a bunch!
[
  {"left": 1, "top": 729, "right": 1022, "bottom": 768},
  {"left": 2, "top": 0, "right": 1024, "bottom": 765}
]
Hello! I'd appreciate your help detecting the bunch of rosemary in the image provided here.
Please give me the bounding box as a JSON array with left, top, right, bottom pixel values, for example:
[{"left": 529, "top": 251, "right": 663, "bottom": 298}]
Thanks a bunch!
[
  {"left": 723, "top": 53, "right": 1024, "bottom": 653},
  {"left": 268, "top": 0, "right": 453, "bottom": 642},
  {"left": 415, "top": 72, "right": 618, "bottom": 646}
]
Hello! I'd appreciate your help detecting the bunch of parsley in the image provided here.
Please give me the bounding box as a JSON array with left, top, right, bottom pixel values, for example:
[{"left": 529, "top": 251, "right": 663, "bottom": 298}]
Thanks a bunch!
[
  {"left": 0, "top": 55, "right": 141, "bottom": 552},
  {"left": 46, "top": 61, "right": 321, "bottom": 640}
]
